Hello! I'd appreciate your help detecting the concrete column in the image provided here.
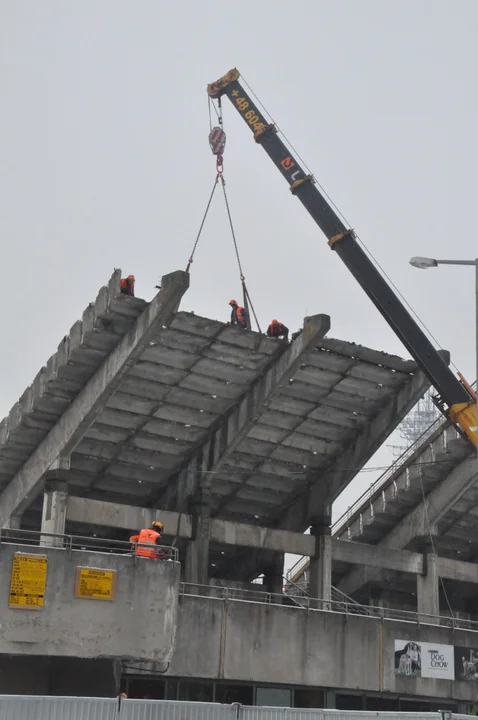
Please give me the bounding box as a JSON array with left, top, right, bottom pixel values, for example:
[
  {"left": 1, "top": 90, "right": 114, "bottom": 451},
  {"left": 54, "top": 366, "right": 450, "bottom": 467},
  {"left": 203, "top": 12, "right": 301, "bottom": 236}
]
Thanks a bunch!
[
  {"left": 417, "top": 553, "right": 439, "bottom": 620},
  {"left": 263, "top": 554, "right": 284, "bottom": 596},
  {"left": 4, "top": 515, "right": 22, "bottom": 531},
  {"left": 185, "top": 481, "right": 212, "bottom": 586},
  {"left": 309, "top": 510, "right": 332, "bottom": 610},
  {"left": 41, "top": 479, "right": 69, "bottom": 547}
]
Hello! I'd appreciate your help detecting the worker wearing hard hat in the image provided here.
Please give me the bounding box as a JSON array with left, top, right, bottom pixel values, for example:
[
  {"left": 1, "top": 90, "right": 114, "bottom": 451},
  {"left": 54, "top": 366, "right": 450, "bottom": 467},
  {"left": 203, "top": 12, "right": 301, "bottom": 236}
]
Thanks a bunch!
[
  {"left": 267, "top": 319, "right": 289, "bottom": 341},
  {"left": 129, "top": 521, "right": 164, "bottom": 559},
  {"left": 229, "top": 300, "right": 247, "bottom": 329},
  {"left": 120, "top": 274, "right": 135, "bottom": 297}
]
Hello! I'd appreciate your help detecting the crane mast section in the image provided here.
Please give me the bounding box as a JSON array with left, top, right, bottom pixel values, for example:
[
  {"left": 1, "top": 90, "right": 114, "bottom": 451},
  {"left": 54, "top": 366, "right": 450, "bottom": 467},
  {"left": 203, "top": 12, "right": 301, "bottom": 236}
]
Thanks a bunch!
[{"left": 208, "top": 69, "right": 476, "bottom": 446}]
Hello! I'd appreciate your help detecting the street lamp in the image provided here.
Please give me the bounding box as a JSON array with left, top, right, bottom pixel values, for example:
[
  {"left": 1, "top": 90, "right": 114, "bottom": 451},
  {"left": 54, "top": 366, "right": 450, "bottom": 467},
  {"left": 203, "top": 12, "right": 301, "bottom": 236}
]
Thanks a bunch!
[{"left": 409, "top": 255, "right": 478, "bottom": 451}]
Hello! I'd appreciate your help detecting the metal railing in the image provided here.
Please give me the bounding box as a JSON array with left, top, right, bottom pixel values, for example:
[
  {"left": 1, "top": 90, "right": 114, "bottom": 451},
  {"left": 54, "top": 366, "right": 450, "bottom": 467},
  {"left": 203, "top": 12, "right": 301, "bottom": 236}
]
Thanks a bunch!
[
  {"left": 179, "top": 580, "right": 478, "bottom": 631},
  {"left": 286, "top": 408, "right": 459, "bottom": 586},
  {"left": 331, "top": 415, "right": 451, "bottom": 538},
  {"left": 0, "top": 527, "right": 179, "bottom": 562}
]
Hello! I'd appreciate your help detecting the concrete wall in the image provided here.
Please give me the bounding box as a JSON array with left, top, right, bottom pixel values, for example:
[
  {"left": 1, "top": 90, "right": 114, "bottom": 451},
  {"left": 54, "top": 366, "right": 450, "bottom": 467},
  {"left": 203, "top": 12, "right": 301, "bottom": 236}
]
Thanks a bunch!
[
  {"left": 0, "top": 543, "right": 179, "bottom": 661},
  {"left": 167, "top": 594, "right": 478, "bottom": 703}
]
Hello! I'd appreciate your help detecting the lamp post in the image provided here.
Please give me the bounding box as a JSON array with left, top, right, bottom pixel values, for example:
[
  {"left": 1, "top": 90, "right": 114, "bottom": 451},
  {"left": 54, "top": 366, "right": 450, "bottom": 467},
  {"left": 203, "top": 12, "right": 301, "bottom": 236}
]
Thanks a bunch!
[{"left": 409, "top": 256, "right": 478, "bottom": 451}]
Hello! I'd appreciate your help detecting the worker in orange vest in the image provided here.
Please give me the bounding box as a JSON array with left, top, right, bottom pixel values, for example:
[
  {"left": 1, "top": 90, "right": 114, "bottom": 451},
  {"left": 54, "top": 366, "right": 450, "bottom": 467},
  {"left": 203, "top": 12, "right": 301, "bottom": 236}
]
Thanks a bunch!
[
  {"left": 129, "top": 521, "right": 164, "bottom": 559},
  {"left": 267, "top": 319, "right": 289, "bottom": 341},
  {"left": 120, "top": 275, "right": 135, "bottom": 296},
  {"left": 229, "top": 300, "right": 247, "bottom": 329}
]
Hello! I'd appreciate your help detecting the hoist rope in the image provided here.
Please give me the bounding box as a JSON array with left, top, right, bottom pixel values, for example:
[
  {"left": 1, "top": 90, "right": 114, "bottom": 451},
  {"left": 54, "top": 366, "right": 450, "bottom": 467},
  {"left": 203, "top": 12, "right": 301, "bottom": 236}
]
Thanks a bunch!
[
  {"left": 219, "top": 178, "right": 262, "bottom": 333},
  {"left": 243, "top": 280, "right": 262, "bottom": 335},
  {"left": 241, "top": 74, "right": 460, "bottom": 374},
  {"left": 185, "top": 175, "right": 219, "bottom": 272},
  {"left": 187, "top": 94, "right": 262, "bottom": 334},
  {"left": 220, "top": 178, "right": 245, "bottom": 280}
]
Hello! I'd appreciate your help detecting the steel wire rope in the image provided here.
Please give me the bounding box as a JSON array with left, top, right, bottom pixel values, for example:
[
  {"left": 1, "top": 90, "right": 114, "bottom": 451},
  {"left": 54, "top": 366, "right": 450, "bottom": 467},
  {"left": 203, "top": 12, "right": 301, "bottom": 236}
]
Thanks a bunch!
[
  {"left": 241, "top": 76, "right": 460, "bottom": 374},
  {"left": 220, "top": 175, "right": 262, "bottom": 333},
  {"left": 185, "top": 175, "right": 219, "bottom": 272}
]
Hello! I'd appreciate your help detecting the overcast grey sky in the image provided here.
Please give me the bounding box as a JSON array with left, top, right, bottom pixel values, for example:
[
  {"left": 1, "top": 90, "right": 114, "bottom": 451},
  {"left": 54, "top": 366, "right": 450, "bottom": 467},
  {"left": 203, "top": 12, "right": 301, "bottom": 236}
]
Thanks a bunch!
[{"left": 1, "top": 0, "right": 477, "bottom": 523}]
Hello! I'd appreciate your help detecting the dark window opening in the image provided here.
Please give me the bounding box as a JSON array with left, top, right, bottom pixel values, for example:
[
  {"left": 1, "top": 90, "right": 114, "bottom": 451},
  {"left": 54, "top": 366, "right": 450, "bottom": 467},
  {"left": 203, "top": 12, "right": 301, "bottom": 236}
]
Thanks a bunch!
[
  {"left": 336, "top": 693, "right": 364, "bottom": 710},
  {"left": 127, "top": 678, "right": 165, "bottom": 700},
  {"left": 178, "top": 680, "right": 214, "bottom": 702},
  {"left": 366, "top": 696, "right": 399, "bottom": 711},
  {"left": 216, "top": 684, "right": 254, "bottom": 705},
  {"left": 294, "top": 689, "right": 325, "bottom": 708}
]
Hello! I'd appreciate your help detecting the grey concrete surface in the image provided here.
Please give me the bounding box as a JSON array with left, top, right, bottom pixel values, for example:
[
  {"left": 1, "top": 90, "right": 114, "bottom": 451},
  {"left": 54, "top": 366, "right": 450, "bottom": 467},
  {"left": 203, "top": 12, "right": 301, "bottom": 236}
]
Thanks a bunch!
[
  {"left": 0, "top": 268, "right": 432, "bottom": 586},
  {"left": 0, "top": 269, "right": 190, "bottom": 527},
  {"left": 417, "top": 554, "right": 439, "bottom": 618},
  {"left": 0, "top": 543, "right": 179, "bottom": 661},
  {"left": 67, "top": 496, "right": 478, "bottom": 586},
  {"left": 165, "top": 593, "right": 478, "bottom": 702},
  {"left": 338, "top": 454, "right": 478, "bottom": 596}
]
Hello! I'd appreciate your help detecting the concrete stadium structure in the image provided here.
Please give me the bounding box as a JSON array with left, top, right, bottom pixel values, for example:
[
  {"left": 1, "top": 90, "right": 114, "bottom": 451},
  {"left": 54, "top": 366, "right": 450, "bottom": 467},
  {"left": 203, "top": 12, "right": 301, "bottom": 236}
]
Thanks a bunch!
[
  {"left": 287, "top": 409, "right": 478, "bottom": 620},
  {"left": 2, "top": 269, "right": 478, "bottom": 711}
]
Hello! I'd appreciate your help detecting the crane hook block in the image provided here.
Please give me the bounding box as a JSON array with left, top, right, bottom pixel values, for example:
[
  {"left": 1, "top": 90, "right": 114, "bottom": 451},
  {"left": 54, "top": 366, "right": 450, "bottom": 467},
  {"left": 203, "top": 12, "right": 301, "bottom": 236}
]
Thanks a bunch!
[{"left": 209, "top": 127, "right": 226, "bottom": 156}]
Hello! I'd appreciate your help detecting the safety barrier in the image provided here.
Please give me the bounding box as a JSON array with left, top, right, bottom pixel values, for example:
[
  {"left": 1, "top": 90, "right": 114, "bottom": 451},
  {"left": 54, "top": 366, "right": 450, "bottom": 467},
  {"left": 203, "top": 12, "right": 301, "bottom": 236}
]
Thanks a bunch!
[
  {"left": 180, "top": 580, "right": 478, "bottom": 632},
  {"left": 0, "top": 697, "right": 463, "bottom": 720},
  {"left": 0, "top": 527, "right": 179, "bottom": 563},
  {"left": 0, "top": 694, "right": 118, "bottom": 720}
]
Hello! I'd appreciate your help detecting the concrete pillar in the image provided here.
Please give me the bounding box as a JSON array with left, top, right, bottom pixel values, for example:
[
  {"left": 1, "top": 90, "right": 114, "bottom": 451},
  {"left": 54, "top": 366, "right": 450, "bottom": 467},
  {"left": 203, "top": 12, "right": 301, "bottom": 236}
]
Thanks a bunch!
[
  {"left": 417, "top": 553, "right": 439, "bottom": 620},
  {"left": 263, "top": 554, "right": 284, "bottom": 596},
  {"left": 309, "top": 510, "right": 332, "bottom": 610},
  {"left": 185, "top": 481, "right": 212, "bottom": 586},
  {"left": 4, "top": 515, "right": 22, "bottom": 531},
  {"left": 41, "top": 479, "right": 69, "bottom": 547}
]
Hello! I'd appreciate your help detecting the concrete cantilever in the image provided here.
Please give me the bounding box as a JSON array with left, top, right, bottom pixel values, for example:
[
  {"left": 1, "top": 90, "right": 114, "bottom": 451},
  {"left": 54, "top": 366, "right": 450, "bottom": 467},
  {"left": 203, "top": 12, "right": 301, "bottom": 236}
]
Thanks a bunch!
[
  {"left": 337, "top": 453, "right": 478, "bottom": 596},
  {"left": 0, "top": 270, "right": 190, "bottom": 528}
]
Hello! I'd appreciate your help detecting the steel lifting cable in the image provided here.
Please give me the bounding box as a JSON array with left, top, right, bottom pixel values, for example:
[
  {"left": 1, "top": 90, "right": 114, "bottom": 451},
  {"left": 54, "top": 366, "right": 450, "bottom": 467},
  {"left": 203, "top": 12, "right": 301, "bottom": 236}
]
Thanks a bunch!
[
  {"left": 187, "top": 94, "right": 263, "bottom": 334},
  {"left": 185, "top": 175, "right": 220, "bottom": 272},
  {"left": 220, "top": 176, "right": 262, "bottom": 333}
]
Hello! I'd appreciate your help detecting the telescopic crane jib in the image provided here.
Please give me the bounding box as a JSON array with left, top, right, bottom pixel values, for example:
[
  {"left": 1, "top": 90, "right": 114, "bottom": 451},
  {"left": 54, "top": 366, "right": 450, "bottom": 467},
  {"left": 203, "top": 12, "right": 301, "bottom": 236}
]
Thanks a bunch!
[{"left": 207, "top": 68, "right": 477, "bottom": 448}]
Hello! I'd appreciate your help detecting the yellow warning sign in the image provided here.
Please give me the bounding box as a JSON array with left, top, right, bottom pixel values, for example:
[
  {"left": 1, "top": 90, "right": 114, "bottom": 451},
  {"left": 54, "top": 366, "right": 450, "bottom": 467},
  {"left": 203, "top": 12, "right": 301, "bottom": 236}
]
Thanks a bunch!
[
  {"left": 74, "top": 567, "right": 117, "bottom": 601},
  {"left": 9, "top": 553, "right": 48, "bottom": 609}
]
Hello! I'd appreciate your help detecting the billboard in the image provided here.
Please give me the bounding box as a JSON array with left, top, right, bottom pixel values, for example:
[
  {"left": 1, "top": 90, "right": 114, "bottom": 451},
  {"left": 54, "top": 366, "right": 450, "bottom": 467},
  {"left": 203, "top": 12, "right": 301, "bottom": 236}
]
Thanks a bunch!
[
  {"left": 454, "top": 646, "right": 478, "bottom": 682},
  {"left": 394, "top": 639, "right": 454, "bottom": 680}
]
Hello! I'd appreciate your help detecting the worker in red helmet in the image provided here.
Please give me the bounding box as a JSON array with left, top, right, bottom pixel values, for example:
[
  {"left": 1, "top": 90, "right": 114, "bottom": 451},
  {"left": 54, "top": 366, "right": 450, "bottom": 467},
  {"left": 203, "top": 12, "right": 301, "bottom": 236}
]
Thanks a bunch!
[
  {"left": 267, "top": 319, "right": 289, "bottom": 341},
  {"left": 229, "top": 299, "right": 247, "bottom": 329},
  {"left": 120, "top": 274, "right": 135, "bottom": 297},
  {"left": 129, "top": 520, "right": 165, "bottom": 559}
]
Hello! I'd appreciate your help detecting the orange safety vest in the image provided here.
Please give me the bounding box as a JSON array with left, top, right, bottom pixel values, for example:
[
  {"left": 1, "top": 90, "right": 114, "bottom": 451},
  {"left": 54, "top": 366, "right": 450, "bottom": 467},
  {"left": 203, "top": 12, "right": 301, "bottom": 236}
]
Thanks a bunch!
[
  {"left": 269, "top": 320, "right": 286, "bottom": 336},
  {"left": 120, "top": 278, "right": 134, "bottom": 295},
  {"left": 130, "top": 528, "right": 161, "bottom": 559},
  {"left": 236, "top": 306, "right": 245, "bottom": 324}
]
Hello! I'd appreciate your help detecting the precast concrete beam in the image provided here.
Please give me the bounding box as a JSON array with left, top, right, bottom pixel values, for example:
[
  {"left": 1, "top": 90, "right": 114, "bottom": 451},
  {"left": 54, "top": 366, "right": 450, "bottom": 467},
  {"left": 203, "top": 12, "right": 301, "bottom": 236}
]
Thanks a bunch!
[
  {"left": 284, "top": 364, "right": 434, "bottom": 531},
  {"left": 331, "top": 538, "right": 424, "bottom": 575},
  {"left": 0, "top": 271, "right": 190, "bottom": 528},
  {"left": 338, "top": 454, "right": 478, "bottom": 596},
  {"left": 66, "top": 496, "right": 193, "bottom": 538},
  {"left": 66, "top": 496, "right": 478, "bottom": 585},
  {"left": 159, "top": 313, "right": 331, "bottom": 512}
]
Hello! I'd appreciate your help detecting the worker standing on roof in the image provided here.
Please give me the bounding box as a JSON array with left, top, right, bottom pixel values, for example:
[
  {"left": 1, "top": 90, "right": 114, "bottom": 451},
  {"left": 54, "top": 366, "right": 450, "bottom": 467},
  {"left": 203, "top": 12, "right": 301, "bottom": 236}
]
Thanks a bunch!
[
  {"left": 267, "top": 319, "right": 289, "bottom": 341},
  {"left": 229, "top": 300, "right": 247, "bottom": 329},
  {"left": 129, "top": 521, "right": 165, "bottom": 559},
  {"left": 120, "top": 275, "right": 135, "bottom": 296}
]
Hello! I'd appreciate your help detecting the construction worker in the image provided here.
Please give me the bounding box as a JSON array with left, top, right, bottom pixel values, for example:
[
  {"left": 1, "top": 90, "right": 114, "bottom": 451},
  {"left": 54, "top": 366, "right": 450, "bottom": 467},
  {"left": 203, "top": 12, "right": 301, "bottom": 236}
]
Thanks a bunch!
[
  {"left": 267, "top": 319, "right": 289, "bottom": 341},
  {"left": 229, "top": 300, "right": 247, "bottom": 329},
  {"left": 129, "top": 521, "right": 164, "bottom": 559},
  {"left": 120, "top": 274, "right": 135, "bottom": 297}
]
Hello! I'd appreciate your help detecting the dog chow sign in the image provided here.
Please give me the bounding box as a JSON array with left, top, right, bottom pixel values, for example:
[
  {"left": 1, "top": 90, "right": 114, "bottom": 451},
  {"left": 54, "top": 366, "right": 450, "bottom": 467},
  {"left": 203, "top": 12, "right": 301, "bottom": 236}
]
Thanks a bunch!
[{"left": 394, "top": 639, "right": 454, "bottom": 680}]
